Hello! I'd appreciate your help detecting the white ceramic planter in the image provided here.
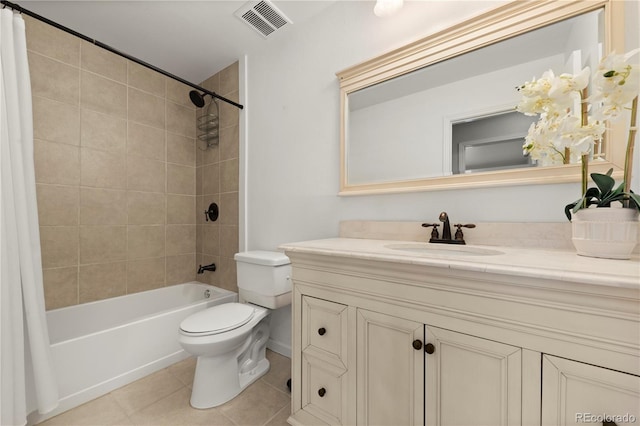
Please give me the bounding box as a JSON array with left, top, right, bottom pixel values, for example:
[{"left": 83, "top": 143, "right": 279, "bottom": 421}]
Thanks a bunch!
[{"left": 571, "top": 207, "right": 639, "bottom": 259}]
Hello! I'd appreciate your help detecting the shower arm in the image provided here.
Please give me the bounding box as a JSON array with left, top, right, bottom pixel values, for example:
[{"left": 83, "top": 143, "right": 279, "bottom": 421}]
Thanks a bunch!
[{"left": 0, "top": 0, "right": 244, "bottom": 111}]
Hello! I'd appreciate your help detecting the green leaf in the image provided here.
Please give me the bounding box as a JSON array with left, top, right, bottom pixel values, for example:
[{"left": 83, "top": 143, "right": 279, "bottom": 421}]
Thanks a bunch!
[
  {"left": 565, "top": 201, "right": 579, "bottom": 220},
  {"left": 628, "top": 192, "right": 640, "bottom": 211},
  {"left": 590, "top": 172, "right": 615, "bottom": 195}
]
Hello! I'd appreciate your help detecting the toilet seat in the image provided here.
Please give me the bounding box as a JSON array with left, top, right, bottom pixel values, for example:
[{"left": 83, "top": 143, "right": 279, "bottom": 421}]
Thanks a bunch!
[{"left": 180, "top": 303, "right": 256, "bottom": 336}]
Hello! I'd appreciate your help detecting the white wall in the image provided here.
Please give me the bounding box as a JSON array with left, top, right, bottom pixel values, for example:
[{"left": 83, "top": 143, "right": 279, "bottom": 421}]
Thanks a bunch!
[{"left": 243, "top": 0, "right": 640, "bottom": 355}]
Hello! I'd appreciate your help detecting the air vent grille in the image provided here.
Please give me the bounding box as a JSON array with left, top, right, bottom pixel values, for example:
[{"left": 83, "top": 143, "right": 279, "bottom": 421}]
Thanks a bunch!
[{"left": 235, "top": 0, "right": 292, "bottom": 38}]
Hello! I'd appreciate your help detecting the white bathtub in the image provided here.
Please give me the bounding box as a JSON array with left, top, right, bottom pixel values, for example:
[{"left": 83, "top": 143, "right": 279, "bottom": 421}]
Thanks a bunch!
[{"left": 27, "top": 282, "right": 236, "bottom": 423}]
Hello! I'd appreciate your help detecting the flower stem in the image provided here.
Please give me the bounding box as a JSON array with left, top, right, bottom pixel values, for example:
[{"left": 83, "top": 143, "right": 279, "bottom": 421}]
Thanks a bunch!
[
  {"left": 581, "top": 153, "right": 588, "bottom": 208},
  {"left": 623, "top": 95, "right": 638, "bottom": 208}
]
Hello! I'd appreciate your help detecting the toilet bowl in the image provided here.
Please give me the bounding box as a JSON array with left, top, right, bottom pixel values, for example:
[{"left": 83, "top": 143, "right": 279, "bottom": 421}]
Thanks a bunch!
[{"left": 178, "top": 251, "right": 291, "bottom": 409}]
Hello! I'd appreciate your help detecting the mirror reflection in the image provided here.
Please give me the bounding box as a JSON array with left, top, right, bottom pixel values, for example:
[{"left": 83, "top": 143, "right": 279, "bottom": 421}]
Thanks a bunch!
[{"left": 345, "top": 8, "right": 603, "bottom": 186}]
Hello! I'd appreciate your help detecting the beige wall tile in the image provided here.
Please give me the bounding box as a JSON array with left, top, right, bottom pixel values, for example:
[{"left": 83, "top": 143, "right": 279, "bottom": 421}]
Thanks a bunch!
[
  {"left": 40, "top": 226, "right": 78, "bottom": 268},
  {"left": 28, "top": 52, "right": 80, "bottom": 105},
  {"left": 166, "top": 101, "right": 195, "bottom": 138},
  {"left": 128, "top": 88, "right": 165, "bottom": 129},
  {"left": 166, "top": 254, "right": 196, "bottom": 285},
  {"left": 166, "top": 79, "right": 194, "bottom": 108},
  {"left": 79, "top": 262, "right": 126, "bottom": 303},
  {"left": 220, "top": 62, "right": 239, "bottom": 96},
  {"left": 43, "top": 266, "right": 78, "bottom": 310},
  {"left": 127, "top": 122, "right": 165, "bottom": 161},
  {"left": 167, "top": 132, "right": 196, "bottom": 166},
  {"left": 200, "top": 74, "right": 220, "bottom": 94},
  {"left": 128, "top": 191, "right": 165, "bottom": 225},
  {"left": 79, "top": 225, "right": 127, "bottom": 264},
  {"left": 219, "top": 125, "right": 239, "bottom": 161},
  {"left": 80, "top": 71, "right": 127, "bottom": 118},
  {"left": 127, "top": 225, "right": 165, "bottom": 260},
  {"left": 166, "top": 225, "right": 196, "bottom": 256},
  {"left": 166, "top": 195, "right": 195, "bottom": 225},
  {"left": 219, "top": 91, "right": 239, "bottom": 129},
  {"left": 36, "top": 184, "right": 78, "bottom": 226},
  {"left": 167, "top": 164, "right": 195, "bottom": 195},
  {"left": 81, "top": 148, "right": 127, "bottom": 189},
  {"left": 220, "top": 158, "right": 239, "bottom": 192},
  {"left": 201, "top": 163, "right": 219, "bottom": 196},
  {"left": 195, "top": 166, "right": 203, "bottom": 195},
  {"left": 25, "top": 16, "right": 80, "bottom": 66},
  {"left": 80, "top": 188, "right": 127, "bottom": 225},
  {"left": 202, "top": 224, "right": 219, "bottom": 256},
  {"left": 215, "top": 256, "right": 237, "bottom": 293},
  {"left": 198, "top": 139, "right": 220, "bottom": 166},
  {"left": 220, "top": 225, "right": 239, "bottom": 259},
  {"left": 128, "top": 62, "right": 166, "bottom": 97},
  {"left": 126, "top": 257, "right": 165, "bottom": 294},
  {"left": 127, "top": 157, "right": 166, "bottom": 193},
  {"left": 195, "top": 225, "right": 203, "bottom": 254},
  {"left": 33, "top": 96, "right": 80, "bottom": 146},
  {"left": 81, "top": 41, "right": 127, "bottom": 83},
  {"left": 219, "top": 192, "right": 238, "bottom": 226},
  {"left": 80, "top": 109, "right": 126, "bottom": 155},
  {"left": 34, "top": 140, "right": 80, "bottom": 185}
]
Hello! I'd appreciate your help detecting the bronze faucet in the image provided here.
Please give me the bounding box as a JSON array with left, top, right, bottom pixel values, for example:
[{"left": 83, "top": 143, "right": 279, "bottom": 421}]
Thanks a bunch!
[{"left": 422, "top": 212, "right": 475, "bottom": 245}]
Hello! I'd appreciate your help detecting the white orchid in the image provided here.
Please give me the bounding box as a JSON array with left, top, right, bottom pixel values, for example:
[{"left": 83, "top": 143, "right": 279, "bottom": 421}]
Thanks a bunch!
[{"left": 590, "top": 49, "right": 640, "bottom": 121}]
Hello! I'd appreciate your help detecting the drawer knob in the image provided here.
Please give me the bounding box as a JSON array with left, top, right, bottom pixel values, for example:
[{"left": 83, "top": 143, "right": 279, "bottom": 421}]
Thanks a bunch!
[
  {"left": 425, "top": 343, "right": 435, "bottom": 354},
  {"left": 412, "top": 339, "right": 423, "bottom": 350},
  {"left": 318, "top": 387, "right": 326, "bottom": 397},
  {"left": 318, "top": 327, "right": 326, "bottom": 336}
]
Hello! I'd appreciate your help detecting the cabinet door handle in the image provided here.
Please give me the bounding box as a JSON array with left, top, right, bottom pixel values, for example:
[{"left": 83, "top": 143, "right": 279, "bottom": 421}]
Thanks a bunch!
[
  {"left": 412, "top": 339, "right": 423, "bottom": 350},
  {"left": 603, "top": 421, "right": 617, "bottom": 426},
  {"left": 318, "top": 327, "right": 326, "bottom": 336},
  {"left": 425, "top": 343, "right": 435, "bottom": 354},
  {"left": 318, "top": 387, "right": 326, "bottom": 397}
]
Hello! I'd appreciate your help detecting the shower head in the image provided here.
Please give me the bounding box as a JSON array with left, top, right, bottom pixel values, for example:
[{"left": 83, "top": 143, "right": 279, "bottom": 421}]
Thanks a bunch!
[{"left": 189, "top": 90, "right": 207, "bottom": 108}]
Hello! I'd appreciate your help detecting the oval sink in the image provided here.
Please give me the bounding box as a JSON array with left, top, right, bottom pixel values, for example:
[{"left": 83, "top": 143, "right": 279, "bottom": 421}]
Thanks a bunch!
[{"left": 384, "top": 243, "right": 503, "bottom": 256}]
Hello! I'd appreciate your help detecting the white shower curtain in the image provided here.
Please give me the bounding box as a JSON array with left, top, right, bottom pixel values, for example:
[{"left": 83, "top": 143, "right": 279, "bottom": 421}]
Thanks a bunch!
[{"left": 0, "top": 9, "right": 58, "bottom": 426}]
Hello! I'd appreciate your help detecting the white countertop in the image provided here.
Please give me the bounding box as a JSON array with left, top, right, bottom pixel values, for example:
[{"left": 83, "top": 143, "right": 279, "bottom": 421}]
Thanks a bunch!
[{"left": 280, "top": 238, "right": 640, "bottom": 289}]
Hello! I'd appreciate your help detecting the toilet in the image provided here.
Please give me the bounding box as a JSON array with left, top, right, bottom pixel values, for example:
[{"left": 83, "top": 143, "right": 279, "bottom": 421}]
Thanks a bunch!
[{"left": 178, "top": 251, "right": 292, "bottom": 409}]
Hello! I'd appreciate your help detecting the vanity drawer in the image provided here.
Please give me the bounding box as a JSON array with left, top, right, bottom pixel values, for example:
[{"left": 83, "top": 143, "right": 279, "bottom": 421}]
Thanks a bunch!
[
  {"left": 302, "top": 296, "right": 348, "bottom": 362},
  {"left": 301, "top": 352, "right": 348, "bottom": 425}
]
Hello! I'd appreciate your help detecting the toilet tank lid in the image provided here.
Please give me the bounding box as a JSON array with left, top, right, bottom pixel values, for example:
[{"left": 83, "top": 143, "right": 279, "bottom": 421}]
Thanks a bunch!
[{"left": 234, "top": 251, "right": 290, "bottom": 266}]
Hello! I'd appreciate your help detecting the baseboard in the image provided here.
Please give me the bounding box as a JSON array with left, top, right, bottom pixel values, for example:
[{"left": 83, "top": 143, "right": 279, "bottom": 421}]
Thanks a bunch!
[{"left": 267, "top": 338, "right": 291, "bottom": 358}]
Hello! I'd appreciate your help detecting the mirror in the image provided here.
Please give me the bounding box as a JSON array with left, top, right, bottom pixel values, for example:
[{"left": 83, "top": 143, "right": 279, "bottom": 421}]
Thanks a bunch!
[{"left": 338, "top": 0, "right": 625, "bottom": 195}]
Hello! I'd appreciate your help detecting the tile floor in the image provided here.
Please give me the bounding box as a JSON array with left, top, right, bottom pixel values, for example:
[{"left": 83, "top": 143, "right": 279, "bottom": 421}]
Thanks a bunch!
[{"left": 37, "top": 350, "right": 292, "bottom": 426}]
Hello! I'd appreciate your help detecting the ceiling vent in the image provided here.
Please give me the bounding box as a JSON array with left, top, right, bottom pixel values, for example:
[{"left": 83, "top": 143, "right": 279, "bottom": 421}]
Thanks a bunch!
[{"left": 234, "top": 0, "right": 292, "bottom": 38}]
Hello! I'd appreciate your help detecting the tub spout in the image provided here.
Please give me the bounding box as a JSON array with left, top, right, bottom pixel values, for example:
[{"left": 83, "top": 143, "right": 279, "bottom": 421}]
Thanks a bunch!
[{"left": 197, "top": 263, "right": 216, "bottom": 274}]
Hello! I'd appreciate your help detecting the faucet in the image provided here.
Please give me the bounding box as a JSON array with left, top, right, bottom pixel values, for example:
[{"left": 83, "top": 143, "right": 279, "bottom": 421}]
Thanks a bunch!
[
  {"left": 197, "top": 263, "right": 216, "bottom": 274},
  {"left": 422, "top": 212, "right": 475, "bottom": 245}
]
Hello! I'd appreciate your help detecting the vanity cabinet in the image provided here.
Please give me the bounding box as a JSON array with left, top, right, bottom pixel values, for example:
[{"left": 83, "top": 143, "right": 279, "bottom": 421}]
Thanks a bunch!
[
  {"left": 541, "top": 355, "right": 640, "bottom": 425},
  {"left": 283, "top": 240, "right": 640, "bottom": 426}
]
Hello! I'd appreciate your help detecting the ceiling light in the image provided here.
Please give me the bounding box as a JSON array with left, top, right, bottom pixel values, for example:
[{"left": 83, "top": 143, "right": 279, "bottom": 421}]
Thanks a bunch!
[{"left": 374, "top": 0, "right": 404, "bottom": 17}]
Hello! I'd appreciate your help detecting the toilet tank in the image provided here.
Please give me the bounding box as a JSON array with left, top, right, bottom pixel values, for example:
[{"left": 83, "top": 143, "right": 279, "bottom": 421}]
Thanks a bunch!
[{"left": 234, "top": 251, "right": 292, "bottom": 309}]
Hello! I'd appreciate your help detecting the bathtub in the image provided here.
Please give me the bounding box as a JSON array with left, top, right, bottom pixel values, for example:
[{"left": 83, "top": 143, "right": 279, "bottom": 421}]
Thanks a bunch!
[{"left": 27, "top": 282, "right": 236, "bottom": 423}]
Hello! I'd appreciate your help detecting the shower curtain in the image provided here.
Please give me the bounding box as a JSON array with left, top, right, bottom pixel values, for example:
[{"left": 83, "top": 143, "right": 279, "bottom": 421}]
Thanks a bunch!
[{"left": 0, "top": 9, "right": 58, "bottom": 425}]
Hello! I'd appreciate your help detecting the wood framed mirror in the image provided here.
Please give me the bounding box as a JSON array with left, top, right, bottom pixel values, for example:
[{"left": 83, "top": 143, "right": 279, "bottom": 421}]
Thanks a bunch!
[{"left": 337, "top": 0, "right": 626, "bottom": 195}]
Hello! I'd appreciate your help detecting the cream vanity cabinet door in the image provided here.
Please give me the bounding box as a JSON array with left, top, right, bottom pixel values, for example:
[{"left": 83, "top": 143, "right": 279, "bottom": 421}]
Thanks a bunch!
[
  {"left": 356, "top": 309, "right": 424, "bottom": 426},
  {"left": 300, "top": 295, "right": 350, "bottom": 425},
  {"left": 541, "top": 355, "right": 640, "bottom": 426},
  {"left": 425, "top": 325, "right": 522, "bottom": 426}
]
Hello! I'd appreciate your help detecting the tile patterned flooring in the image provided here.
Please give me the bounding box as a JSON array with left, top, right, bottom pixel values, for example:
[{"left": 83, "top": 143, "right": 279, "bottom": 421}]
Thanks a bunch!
[{"left": 38, "top": 350, "right": 292, "bottom": 426}]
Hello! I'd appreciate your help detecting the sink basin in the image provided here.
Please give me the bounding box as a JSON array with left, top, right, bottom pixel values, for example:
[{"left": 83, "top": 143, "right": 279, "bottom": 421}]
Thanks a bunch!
[{"left": 384, "top": 243, "right": 503, "bottom": 256}]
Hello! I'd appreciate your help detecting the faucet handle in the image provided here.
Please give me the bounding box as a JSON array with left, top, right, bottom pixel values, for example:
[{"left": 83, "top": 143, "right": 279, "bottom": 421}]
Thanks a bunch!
[
  {"left": 453, "top": 224, "right": 476, "bottom": 242},
  {"left": 421, "top": 223, "right": 440, "bottom": 240},
  {"left": 454, "top": 223, "right": 476, "bottom": 229}
]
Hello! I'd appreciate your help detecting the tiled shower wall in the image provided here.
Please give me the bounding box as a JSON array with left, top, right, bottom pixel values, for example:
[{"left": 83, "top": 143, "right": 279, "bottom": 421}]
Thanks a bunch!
[
  {"left": 195, "top": 65, "right": 240, "bottom": 295},
  {"left": 26, "top": 16, "right": 240, "bottom": 309}
]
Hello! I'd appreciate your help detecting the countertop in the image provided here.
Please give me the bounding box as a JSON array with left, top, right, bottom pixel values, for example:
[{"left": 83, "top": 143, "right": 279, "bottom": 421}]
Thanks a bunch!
[{"left": 280, "top": 238, "right": 640, "bottom": 290}]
